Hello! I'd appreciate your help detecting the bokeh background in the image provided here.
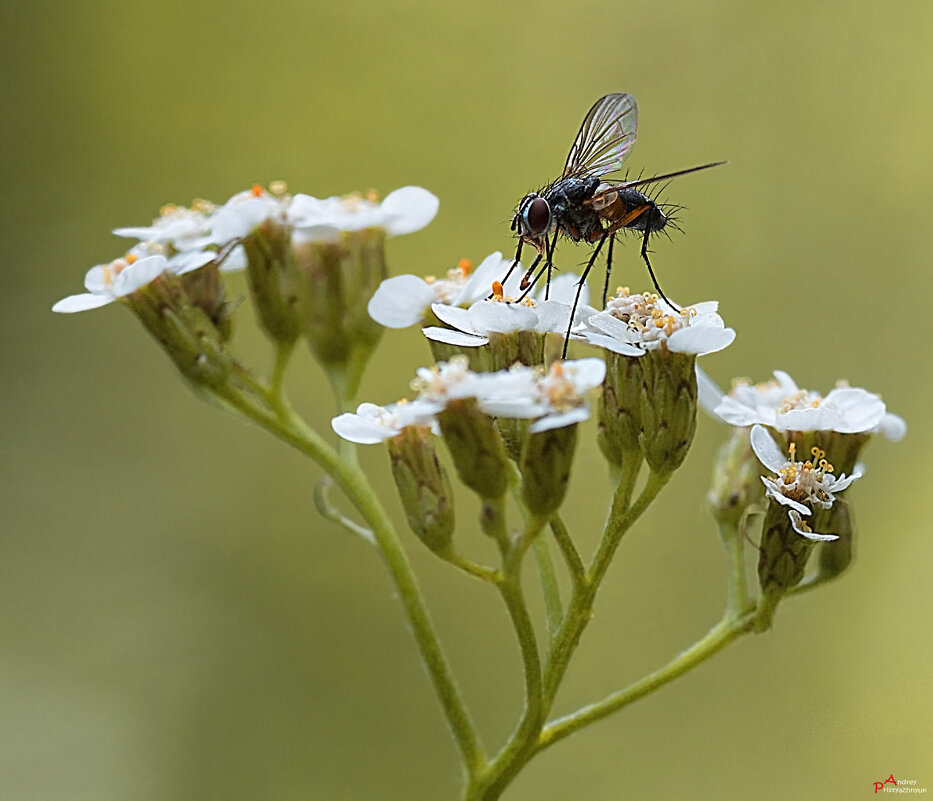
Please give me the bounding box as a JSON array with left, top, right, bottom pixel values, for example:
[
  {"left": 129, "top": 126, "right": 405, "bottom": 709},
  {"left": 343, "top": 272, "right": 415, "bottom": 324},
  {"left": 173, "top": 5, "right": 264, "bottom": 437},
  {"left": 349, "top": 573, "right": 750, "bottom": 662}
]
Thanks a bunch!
[{"left": 2, "top": 1, "right": 931, "bottom": 799}]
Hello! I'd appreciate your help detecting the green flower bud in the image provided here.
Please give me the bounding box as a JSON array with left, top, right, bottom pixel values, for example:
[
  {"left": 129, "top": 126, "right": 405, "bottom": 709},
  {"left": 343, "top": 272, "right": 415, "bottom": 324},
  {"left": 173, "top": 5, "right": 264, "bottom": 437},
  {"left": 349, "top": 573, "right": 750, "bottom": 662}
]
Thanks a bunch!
[
  {"left": 293, "top": 229, "right": 386, "bottom": 369},
  {"left": 520, "top": 423, "right": 577, "bottom": 517},
  {"left": 386, "top": 427, "right": 455, "bottom": 554},
  {"left": 125, "top": 271, "right": 236, "bottom": 390},
  {"left": 241, "top": 218, "right": 304, "bottom": 347},
  {"left": 756, "top": 501, "right": 817, "bottom": 629},
  {"left": 597, "top": 350, "right": 645, "bottom": 465},
  {"left": 708, "top": 427, "right": 760, "bottom": 527},
  {"left": 812, "top": 498, "right": 856, "bottom": 582},
  {"left": 437, "top": 398, "right": 509, "bottom": 500},
  {"left": 639, "top": 349, "right": 698, "bottom": 474}
]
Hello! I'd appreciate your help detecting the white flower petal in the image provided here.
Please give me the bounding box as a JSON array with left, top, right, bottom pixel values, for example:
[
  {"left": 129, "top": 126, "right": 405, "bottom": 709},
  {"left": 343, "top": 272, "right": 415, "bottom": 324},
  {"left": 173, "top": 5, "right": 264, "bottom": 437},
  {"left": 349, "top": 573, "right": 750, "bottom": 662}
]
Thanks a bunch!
[
  {"left": 562, "top": 357, "right": 606, "bottom": 390},
  {"left": 382, "top": 187, "right": 439, "bottom": 235},
  {"left": 52, "top": 293, "right": 115, "bottom": 313},
  {"left": 84, "top": 265, "right": 110, "bottom": 293},
  {"left": 751, "top": 425, "right": 787, "bottom": 473},
  {"left": 529, "top": 406, "right": 590, "bottom": 432},
  {"left": 467, "top": 300, "right": 538, "bottom": 333},
  {"left": 431, "top": 302, "right": 475, "bottom": 332},
  {"left": 788, "top": 510, "right": 839, "bottom": 542},
  {"left": 580, "top": 332, "right": 645, "bottom": 357},
  {"left": 667, "top": 325, "right": 736, "bottom": 355},
  {"left": 422, "top": 327, "right": 488, "bottom": 347},
  {"left": 695, "top": 365, "right": 725, "bottom": 415},
  {"left": 110, "top": 255, "right": 168, "bottom": 297},
  {"left": 368, "top": 275, "right": 436, "bottom": 328},
  {"left": 540, "top": 273, "right": 589, "bottom": 306},
  {"left": 219, "top": 244, "right": 247, "bottom": 273},
  {"left": 170, "top": 249, "right": 216, "bottom": 275},
  {"left": 877, "top": 413, "right": 907, "bottom": 442},
  {"left": 532, "top": 300, "right": 576, "bottom": 334},
  {"left": 818, "top": 387, "right": 886, "bottom": 433},
  {"left": 714, "top": 396, "right": 773, "bottom": 427},
  {"left": 454, "top": 252, "right": 510, "bottom": 305}
]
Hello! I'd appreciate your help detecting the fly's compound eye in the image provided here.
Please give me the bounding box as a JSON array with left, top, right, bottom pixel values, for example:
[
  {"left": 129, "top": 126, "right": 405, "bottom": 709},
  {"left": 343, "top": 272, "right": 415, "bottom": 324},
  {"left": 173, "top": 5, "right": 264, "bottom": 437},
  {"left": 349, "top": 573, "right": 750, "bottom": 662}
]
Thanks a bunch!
[{"left": 522, "top": 196, "right": 551, "bottom": 236}]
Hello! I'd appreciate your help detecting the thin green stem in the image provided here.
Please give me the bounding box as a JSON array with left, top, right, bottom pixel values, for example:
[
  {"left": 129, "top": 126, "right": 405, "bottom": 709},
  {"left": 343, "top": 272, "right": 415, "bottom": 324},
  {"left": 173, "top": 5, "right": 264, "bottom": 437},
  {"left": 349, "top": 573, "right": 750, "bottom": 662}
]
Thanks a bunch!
[
  {"left": 537, "top": 610, "right": 756, "bottom": 752},
  {"left": 214, "top": 382, "right": 485, "bottom": 773},
  {"left": 313, "top": 476, "right": 375, "bottom": 545},
  {"left": 544, "top": 467, "right": 669, "bottom": 701},
  {"left": 467, "top": 518, "right": 546, "bottom": 801},
  {"left": 549, "top": 515, "right": 584, "bottom": 589},
  {"left": 719, "top": 520, "right": 751, "bottom": 618},
  {"left": 440, "top": 550, "right": 503, "bottom": 585},
  {"left": 533, "top": 535, "right": 563, "bottom": 641},
  {"left": 270, "top": 339, "right": 295, "bottom": 397}
]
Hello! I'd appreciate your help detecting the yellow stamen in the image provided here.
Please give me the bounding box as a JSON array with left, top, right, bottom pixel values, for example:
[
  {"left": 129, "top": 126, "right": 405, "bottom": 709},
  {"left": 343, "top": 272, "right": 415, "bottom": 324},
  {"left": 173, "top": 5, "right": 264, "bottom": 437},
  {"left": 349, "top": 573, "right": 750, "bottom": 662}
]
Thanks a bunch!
[
  {"left": 250, "top": 184, "right": 264, "bottom": 197},
  {"left": 269, "top": 180, "right": 288, "bottom": 196},
  {"left": 491, "top": 281, "right": 504, "bottom": 301},
  {"left": 458, "top": 258, "right": 472, "bottom": 276}
]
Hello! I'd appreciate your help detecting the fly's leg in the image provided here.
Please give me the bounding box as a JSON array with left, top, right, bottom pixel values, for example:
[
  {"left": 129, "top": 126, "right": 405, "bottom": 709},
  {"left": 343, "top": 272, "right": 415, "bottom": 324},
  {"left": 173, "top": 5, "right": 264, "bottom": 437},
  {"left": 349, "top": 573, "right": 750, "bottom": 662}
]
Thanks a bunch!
[
  {"left": 639, "top": 224, "right": 680, "bottom": 312},
  {"left": 561, "top": 230, "right": 609, "bottom": 359},
  {"left": 602, "top": 233, "right": 615, "bottom": 308},
  {"left": 491, "top": 238, "right": 524, "bottom": 299}
]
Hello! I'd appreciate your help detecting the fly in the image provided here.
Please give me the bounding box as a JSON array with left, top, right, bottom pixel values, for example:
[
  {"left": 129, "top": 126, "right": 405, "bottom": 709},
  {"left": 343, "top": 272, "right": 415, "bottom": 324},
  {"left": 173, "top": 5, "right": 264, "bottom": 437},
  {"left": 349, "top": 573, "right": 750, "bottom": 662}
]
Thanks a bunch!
[{"left": 503, "top": 93, "right": 725, "bottom": 354}]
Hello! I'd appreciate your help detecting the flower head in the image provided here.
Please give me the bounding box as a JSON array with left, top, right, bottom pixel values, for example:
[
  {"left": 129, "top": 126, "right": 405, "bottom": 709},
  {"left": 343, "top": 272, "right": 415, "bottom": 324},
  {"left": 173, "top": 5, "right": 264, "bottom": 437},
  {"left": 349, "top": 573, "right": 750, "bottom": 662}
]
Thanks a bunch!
[
  {"left": 576, "top": 289, "right": 735, "bottom": 357},
  {"left": 114, "top": 199, "right": 216, "bottom": 252},
  {"left": 422, "top": 273, "right": 589, "bottom": 348},
  {"left": 210, "top": 184, "right": 438, "bottom": 245},
  {"left": 52, "top": 251, "right": 171, "bottom": 313},
  {"left": 707, "top": 369, "right": 905, "bottom": 440},
  {"left": 368, "top": 252, "right": 512, "bottom": 329},
  {"left": 750, "top": 424, "right": 859, "bottom": 541},
  {"left": 331, "top": 399, "right": 441, "bottom": 444}
]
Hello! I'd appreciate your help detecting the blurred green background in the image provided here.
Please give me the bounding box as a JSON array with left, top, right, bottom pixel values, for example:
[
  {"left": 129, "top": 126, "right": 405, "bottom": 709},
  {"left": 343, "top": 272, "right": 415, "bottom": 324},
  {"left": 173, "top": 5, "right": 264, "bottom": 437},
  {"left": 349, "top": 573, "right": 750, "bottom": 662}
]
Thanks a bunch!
[{"left": 2, "top": 0, "right": 930, "bottom": 798}]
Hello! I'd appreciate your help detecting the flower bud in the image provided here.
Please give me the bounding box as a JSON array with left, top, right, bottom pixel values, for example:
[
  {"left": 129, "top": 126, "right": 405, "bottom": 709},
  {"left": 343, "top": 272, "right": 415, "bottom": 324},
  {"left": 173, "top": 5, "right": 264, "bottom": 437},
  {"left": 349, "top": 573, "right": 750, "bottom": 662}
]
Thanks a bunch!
[
  {"left": 241, "top": 218, "right": 303, "bottom": 347},
  {"left": 293, "top": 229, "right": 386, "bottom": 368},
  {"left": 708, "top": 427, "right": 760, "bottom": 527},
  {"left": 520, "top": 423, "right": 577, "bottom": 517},
  {"left": 639, "top": 349, "right": 698, "bottom": 474},
  {"left": 812, "top": 498, "right": 856, "bottom": 581},
  {"left": 125, "top": 271, "right": 236, "bottom": 390},
  {"left": 386, "top": 427, "right": 455, "bottom": 554},
  {"left": 437, "top": 398, "right": 509, "bottom": 500},
  {"left": 597, "top": 350, "right": 645, "bottom": 465}
]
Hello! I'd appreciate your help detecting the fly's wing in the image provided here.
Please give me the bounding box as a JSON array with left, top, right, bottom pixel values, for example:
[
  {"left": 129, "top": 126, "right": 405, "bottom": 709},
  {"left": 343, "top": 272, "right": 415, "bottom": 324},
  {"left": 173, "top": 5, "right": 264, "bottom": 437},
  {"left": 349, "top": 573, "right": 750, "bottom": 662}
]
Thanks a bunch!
[{"left": 562, "top": 93, "right": 638, "bottom": 179}]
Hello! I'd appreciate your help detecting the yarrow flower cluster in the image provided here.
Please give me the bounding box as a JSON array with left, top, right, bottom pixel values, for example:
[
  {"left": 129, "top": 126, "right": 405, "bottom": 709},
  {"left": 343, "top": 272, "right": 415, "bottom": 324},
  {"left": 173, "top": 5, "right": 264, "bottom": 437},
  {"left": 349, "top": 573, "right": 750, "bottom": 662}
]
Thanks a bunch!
[
  {"left": 704, "top": 369, "right": 905, "bottom": 440},
  {"left": 750, "top": 425, "right": 860, "bottom": 541},
  {"left": 576, "top": 288, "right": 735, "bottom": 356},
  {"left": 51, "top": 166, "right": 910, "bottom": 797},
  {"left": 332, "top": 356, "right": 606, "bottom": 442}
]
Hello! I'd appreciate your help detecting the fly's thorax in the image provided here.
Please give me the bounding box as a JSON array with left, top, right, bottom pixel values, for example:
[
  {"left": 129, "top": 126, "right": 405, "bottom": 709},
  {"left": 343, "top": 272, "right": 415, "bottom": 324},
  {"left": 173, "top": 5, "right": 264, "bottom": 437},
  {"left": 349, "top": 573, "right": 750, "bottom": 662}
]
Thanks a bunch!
[{"left": 615, "top": 187, "right": 667, "bottom": 232}]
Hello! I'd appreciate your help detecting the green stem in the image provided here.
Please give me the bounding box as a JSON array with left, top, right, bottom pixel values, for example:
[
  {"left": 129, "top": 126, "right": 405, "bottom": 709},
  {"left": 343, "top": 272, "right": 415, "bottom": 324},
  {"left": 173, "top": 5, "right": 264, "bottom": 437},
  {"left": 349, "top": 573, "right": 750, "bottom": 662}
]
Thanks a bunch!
[
  {"left": 537, "top": 610, "right": 756, "bottom": 752},
  {"left": 467, "top": 518, "right": 546, "bottom": 801},
  {"left": 214, "top": 383, "right": 485, "bottom": 773},
  {"left": 549, "top": 515, "right": 584, "bottom": 589},
  {"left": 544, "top": 468, "right": 669, "bottom": 700},
  {"left": 719, "top": 520, "right": 750, "bottom": 619},
  {"left": 533, "top": 535, "right": 563, "bottom": 641}
]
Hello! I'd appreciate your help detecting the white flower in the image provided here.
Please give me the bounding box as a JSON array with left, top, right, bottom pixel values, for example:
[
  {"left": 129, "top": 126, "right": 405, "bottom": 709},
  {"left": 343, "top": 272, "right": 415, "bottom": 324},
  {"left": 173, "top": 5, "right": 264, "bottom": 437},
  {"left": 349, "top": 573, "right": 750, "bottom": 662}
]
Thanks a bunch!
[
  {"left": 52, "top": 253, "right": 170, "bottom": 313},
  {"left": 479, "top": 358, "right": 606, "bottom": 432},
  {"left": 750, "top": 424, "right": 860, "bottom": 541},
  {"left": 113, "top": 200, "right": 216, "bottom": 252},
  {"left": 422, "top": 276, "right": 590, "bottom": 348},
  {"left": 703, "top": 369, "right": 905, "bottom": 439},
  {"left": 331, "top": 357, "right": 606, "bottom": 444},
  {"left": 330, "top": 399, "right": 441, "bottom": 444},
  {"left": 290, "top": 186, "right": 438, "bottom": 242},
  {"left": 368, "top": 252, "right": 511, "bottom": 328},
  {"left": 575, "top": 289, "right": 735, "bottom": 356},
  {"left": 210, "top": 184, "right": 438, "bottom": 250}
]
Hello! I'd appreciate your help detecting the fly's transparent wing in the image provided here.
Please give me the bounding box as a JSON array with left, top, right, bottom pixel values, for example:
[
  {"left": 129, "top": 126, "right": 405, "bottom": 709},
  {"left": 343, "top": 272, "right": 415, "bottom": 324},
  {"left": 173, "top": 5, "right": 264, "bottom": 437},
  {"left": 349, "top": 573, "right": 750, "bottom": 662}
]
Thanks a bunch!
[{"left": 562, "top": 93, "right": 638, "bottom": 179}]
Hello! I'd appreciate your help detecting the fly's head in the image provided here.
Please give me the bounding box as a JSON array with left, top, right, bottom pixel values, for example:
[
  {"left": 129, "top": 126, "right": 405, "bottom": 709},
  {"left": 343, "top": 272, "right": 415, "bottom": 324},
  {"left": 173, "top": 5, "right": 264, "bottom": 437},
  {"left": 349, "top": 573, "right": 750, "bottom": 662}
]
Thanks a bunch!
[{"left": 511, "top": 192, "right": 552, "bottom": 253}]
